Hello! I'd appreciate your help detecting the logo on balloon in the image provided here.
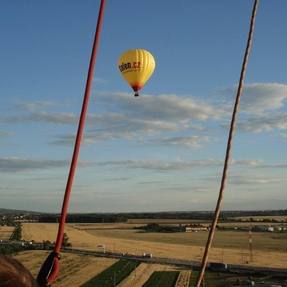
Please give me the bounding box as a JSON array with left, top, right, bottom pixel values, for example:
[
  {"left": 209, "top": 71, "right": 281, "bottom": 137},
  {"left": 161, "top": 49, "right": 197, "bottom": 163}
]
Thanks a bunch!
[{"left": 119, "top": 61, "right": 141, "bottom": 72}]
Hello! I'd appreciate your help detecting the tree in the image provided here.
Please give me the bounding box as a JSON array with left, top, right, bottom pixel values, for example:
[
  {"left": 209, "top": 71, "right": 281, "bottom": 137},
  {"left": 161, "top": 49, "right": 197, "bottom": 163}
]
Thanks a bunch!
[{"left": 62, "top": 233, "right": 72, "bottom": 247}]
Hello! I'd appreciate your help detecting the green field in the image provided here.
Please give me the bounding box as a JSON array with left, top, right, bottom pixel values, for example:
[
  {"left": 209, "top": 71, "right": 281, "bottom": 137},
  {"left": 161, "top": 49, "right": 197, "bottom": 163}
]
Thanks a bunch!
[
  {"left": 127, "top": 219, "right": 207, "bottom": 224},
  {"left": 188, "top": 271, "right": 285, "bottom": 287},
  {"left": 143, "top": 271, "right": 179, "bottom": 287},
  {"left": 81, "top": 259, "right": 140, "bottom": 287},
  {"left": 189, "top": 271, "right": 199, "bottom": 287},
  {"left": 195, "top": 272, "right": 245, "bottom": 287},
  {"left": 86, "top": 229, "right": 287, "bottom": 252},
  {"left": 189, "top": 272, "right": 246, "bottom": 287}
]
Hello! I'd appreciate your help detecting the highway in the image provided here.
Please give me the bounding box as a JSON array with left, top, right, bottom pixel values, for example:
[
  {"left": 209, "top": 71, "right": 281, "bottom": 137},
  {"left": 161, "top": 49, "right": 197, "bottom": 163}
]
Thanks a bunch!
[
  {"left": 2, "top": 241, "right": 287, "bottom": 277},
  {"left": 61, "top": 247, "right": 287, "bottom": 278}
]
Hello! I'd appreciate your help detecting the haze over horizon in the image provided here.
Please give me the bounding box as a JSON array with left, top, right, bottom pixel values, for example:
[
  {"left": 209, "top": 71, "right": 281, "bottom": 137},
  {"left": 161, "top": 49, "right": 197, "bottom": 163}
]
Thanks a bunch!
[{"left": 1, "top": 1, "right": 287, "bottom": 212}]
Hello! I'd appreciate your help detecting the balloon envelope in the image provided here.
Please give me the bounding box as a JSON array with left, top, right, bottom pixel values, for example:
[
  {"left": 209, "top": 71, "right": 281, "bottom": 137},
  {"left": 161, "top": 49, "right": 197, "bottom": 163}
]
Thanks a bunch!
[{"left": 118, "top": 49, "right": 155, "bottom": 96}]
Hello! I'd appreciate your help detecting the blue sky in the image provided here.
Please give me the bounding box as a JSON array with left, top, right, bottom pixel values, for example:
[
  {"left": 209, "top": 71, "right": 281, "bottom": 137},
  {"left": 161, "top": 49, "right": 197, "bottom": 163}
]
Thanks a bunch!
[{"left": 1, "top": 0, "right": 287, "bottom": 212}]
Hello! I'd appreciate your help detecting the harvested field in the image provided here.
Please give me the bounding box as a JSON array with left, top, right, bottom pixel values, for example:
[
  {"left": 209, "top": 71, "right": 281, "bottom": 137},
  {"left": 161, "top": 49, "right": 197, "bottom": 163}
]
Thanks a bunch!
[
  {"left": 0, "top": 226, "right": 14, "bottom": 240},
  {"left": 22, "top": 223, "right": 287, "bottom": 268},
  {"left": 176, "top": 270, "right": 191, "bottom": 287},
  {"left": 86, "top": 228, "right": 287, "bottom": 252},
  {"left": 14, "top": 250, "right": 116, "bottom": 287},
  {"left": 119, "top": 263, "right": 174, "bottom": 287}
]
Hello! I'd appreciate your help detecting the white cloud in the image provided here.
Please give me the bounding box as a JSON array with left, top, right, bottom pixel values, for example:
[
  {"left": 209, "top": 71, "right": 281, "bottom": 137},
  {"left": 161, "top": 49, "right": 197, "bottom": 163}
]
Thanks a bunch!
[
  {"left": 220, "top": 83, "right": 287, "bottom": 134},
  {"left": 98, "top": 159, "right": 220, "bottom": 171},
  {"left": 238, "top": 112, "right": 287, "bottom": 133},
  {"left": 0, "top": 157, "right": 69, "bottom": 172},
  {"left": 1, "top": 93, "right": 223, "bottom": 146},
  {"left": 97, "top": 158, "right": 266, "bottom": 172},
  {"left": 94, "top": 77, "right": 107, "bottom": 84},
  {"left": 16, "top": 101, "right": 58, "bottom": 112},
  {"left": 4, "top": 85, "right": 287, "bottom": 142},
  {"left": 280, "top": 132, "right": 287, "bottom": 139},
  {"left": 51, "top": 133, "right": 99, "bottom": 146},
  {"left": 222, "top": 83, "right": 287, "bottom": 114},
  {"left": 99, "top": 92, "right": 223, "bottom": 121},
  {"left": 52, "top": 117, "right": 181, "bottom": 145},
  {"left": 0, "top": 157, "right": 92, "bottom": 172},
  {"left": 0, "top": 111, "right": 78, "bottom": 124},
  {"left": 230, "top": 159, "right": 262, "bottom": 167},
  {"left": 0, "top": 131, "right": 14, "bottom": 138},
  {"left": 151, "top": 135, "right": 210, "bottom": 148},
  {"left": 46, "top": 92, "right": 224, "bottom": 145},
  {"left": 229, "top": 174, "right": 286, "bottom": 185},
  {"left": 0, "top": 111, "right": 109, "bottom": 126}
]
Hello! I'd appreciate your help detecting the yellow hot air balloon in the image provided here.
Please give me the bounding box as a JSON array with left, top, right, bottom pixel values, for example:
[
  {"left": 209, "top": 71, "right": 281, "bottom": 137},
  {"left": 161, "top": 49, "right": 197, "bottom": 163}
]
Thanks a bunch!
[{"left": 118, "top": 49, "right": 155, "bottom": 97}]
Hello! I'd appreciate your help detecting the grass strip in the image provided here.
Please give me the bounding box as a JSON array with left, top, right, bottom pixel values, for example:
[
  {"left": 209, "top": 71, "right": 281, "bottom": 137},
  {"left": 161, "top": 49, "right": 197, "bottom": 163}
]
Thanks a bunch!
[
  {"left": 143, "top": 271, "right": 179, "bottom": 287},
  {"left": 81, "top": 259, "right": 140, "bottom": 287}
]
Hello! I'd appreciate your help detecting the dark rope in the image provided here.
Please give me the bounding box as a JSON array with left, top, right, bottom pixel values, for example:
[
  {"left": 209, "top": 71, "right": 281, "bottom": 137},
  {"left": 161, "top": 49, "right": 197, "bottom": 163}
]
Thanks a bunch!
[{"left": 195, "top": 1, "right": 259, "bottom": 286}]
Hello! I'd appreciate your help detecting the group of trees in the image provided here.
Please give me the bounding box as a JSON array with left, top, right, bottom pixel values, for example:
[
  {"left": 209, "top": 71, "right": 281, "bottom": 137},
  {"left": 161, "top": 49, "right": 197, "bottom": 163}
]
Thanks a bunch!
[
  {"left": 42, "top": 233, "right": 72, "bottom": 249},
  {"left": 0, "top": 222, "right": 71, "bottom": 255},
  {"left": 0, "top": 224, "right": 23, "bottom": 255},
  {"left": 9, "top": 224, "right": 22, "bottom": 241},
  {"left": 38, "top": 210, "right": 287, "bottom": 224},
  {"left": 136, "top": 223, "right": 186, "bottom": 233},
  {"left": 0, "top": 244, "right": 24, "bottom": 255}
]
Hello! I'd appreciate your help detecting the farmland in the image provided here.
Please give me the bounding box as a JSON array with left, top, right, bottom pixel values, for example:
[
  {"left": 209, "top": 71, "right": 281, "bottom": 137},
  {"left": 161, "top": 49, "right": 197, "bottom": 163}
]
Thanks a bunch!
[
  {"left": 188, "top": 271, "right": 248, "bottom": 287},
  {"left": 14, "top": 250, "right": 116, "bottom": 287},
  {"left": 81, "top": 259, "right": 140, "bottom": 287},
  {"left": 86, "top": 227, "right": 287, "bottom": 252},
  {"left": 21, "top": 222, "right": 287, "bottom": 268},
  {"left": 143, "top": 271, "right": 179, "bottom": 287},
  {"left": 11, "top": 220, "right": 287, "bottom": 287},
  {"left": 118, "top": 263, "right": 175, "bottom": 287},
  {"left": 176, "top": 270, "right": 191, "bottom": 287},
  {"left": 13, "top": 250, "right": 287, "bottom": 287},
  {"left": 13, "top": 252, "right": 182, "bottom": 287},
  {"left": 0, "top": 226, "right": 14, "bottom": 240}
]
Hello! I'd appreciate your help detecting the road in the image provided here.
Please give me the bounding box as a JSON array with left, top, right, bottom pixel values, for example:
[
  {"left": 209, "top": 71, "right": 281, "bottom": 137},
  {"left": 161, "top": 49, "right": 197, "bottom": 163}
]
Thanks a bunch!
[
  {"left": 2, "top": 241, "right": 287, "bottom": 277},
  {"left": 61, "top": 247, "right": 287, "bottom": 277}
]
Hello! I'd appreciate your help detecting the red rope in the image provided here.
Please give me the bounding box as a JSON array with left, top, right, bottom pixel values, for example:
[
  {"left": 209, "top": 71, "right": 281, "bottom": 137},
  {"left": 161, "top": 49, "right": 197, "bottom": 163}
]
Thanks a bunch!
[
  {"left": 37, "top": 1, "right": 106, "bottom": 285},
  {"left": 195, "top": 1, "right": 259, "bottom": 286},
  {"left": 54, "top": 0, "right": 106, "bottom": 254}
]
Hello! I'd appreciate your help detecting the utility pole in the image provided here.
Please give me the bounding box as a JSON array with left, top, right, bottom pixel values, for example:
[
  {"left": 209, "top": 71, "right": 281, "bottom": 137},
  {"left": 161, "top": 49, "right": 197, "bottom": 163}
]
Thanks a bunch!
[{"left": 249, "top": 227, "right": 253, "bottom": 262}]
